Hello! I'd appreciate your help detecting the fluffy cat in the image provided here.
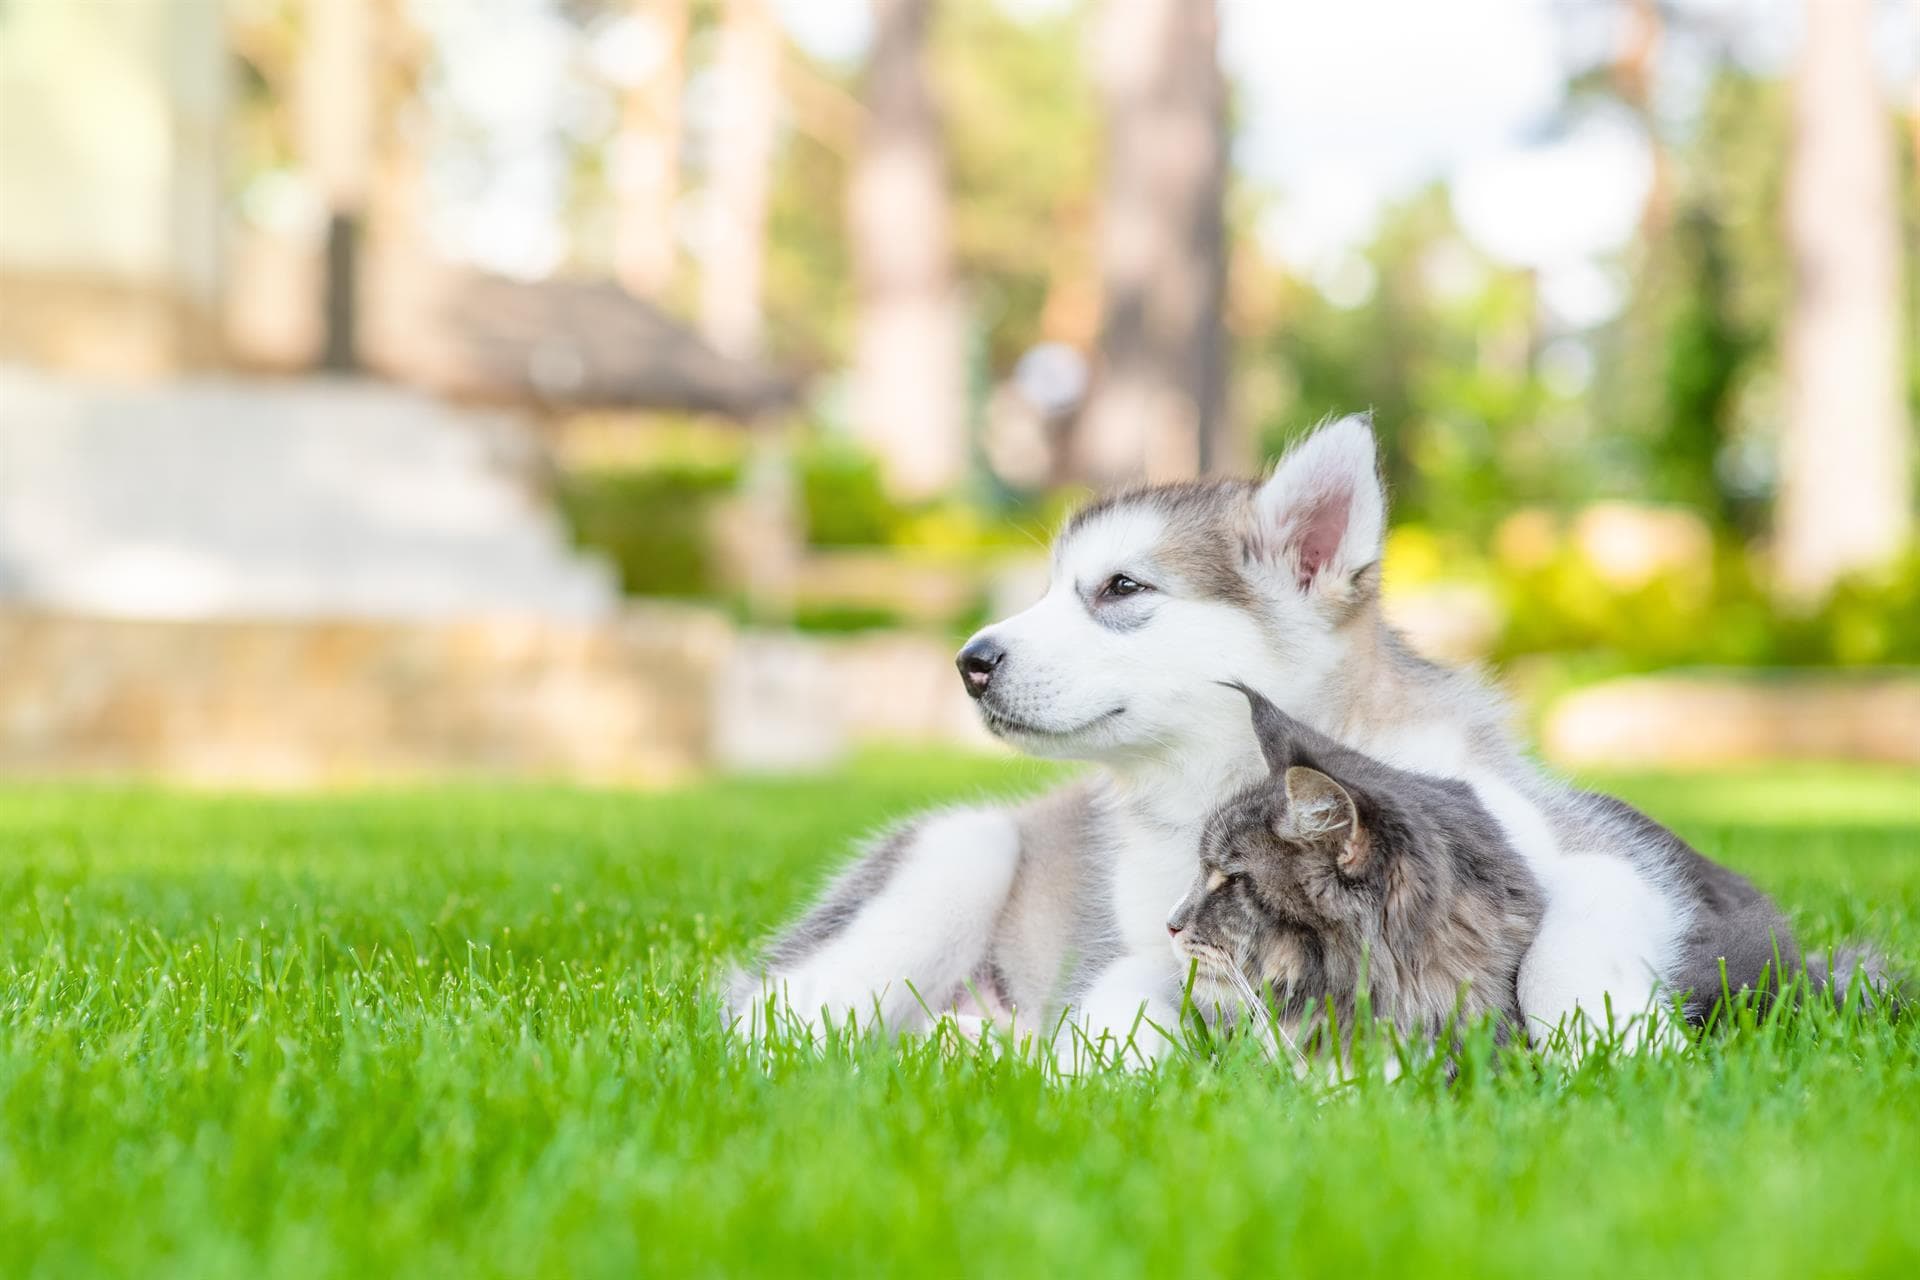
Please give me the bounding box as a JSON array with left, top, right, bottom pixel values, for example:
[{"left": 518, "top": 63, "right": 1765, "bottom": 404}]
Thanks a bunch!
[{"left": 1168, "top": 685, "right": 1545, "bottom": 1055}]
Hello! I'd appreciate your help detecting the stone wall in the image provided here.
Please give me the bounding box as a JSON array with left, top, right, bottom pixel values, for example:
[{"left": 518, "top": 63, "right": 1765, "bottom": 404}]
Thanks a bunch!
[
  {"left": 5, "top": 607, "right": 1912, "bottom": 785},
  {"left": 0, "top": 607, "right": 728, "bottom": 785},
  {"left": 0, "top": 606, "right": 990, "bottom": 785},
  {"left": 1544, "top": 671, "right": 1920, "bottom": 768}
]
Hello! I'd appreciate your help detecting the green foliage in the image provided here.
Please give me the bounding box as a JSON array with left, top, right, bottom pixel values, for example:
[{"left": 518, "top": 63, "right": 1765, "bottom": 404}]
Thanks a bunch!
[
  {"left": 1248, "top": 68, "right": 1917, "bottom": 554},
  {"left": 795, "top": 441, "right": 899, "bottom": 546},
  {"left": 555, "top": 433, "right": 1054, "bottom": 636},
  {"left": 765, "top": 127, "right": 855, "bottom": 367},
  {"left": 2, "top": 759, "right": 1918, "bottom": 1276},
  {"left": 935, "top": 1, "right": 1099, "bottom": 368},
  {"left": 1488, "top": 536, "right": 1920, "bottom": 670},
  {"left": 786, "top": 601, "right": 911, "bottom": 633},
  {"left": 1589, "top": 74, "right": 1789, "bottom": 530},
  {"left": 1251, "top": 191, "right": 1567, "bottom": 533},
  {"left": 557, "top": 458, "right": 739, "bottom": 596},
  {"left": 756, "top": 4, "right": 1099, "bottom": 374},
  {"left": 1651, "top": 208, "right": 1754, "bottom": 520},
  {"left": 556, "top": 440, "right": 914, "bottom": 596},
  {"left": 1786, "top": 550, "right": 1920, "bottom": 666}
]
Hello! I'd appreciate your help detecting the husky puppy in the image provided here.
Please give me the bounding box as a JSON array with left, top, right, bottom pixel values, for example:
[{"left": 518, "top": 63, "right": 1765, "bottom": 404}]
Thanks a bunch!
[
  {"left": 1168, "top": 686, "right": 1544, "bottom": 1050},
  {"left": 726, "top": 415, "right": 1839, "bottom": 1062}
]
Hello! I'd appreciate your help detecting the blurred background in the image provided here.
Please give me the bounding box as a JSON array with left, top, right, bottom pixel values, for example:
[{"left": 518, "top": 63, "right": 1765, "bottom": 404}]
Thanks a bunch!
[{"left": 0, "top": 0, "right": 1915, "bottom": 784}]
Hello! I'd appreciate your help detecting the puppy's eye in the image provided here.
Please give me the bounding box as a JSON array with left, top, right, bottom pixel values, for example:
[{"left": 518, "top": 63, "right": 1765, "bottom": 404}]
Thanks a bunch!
[{"left": 1101, "top": 573, "right": 1148, "bottom": 599}]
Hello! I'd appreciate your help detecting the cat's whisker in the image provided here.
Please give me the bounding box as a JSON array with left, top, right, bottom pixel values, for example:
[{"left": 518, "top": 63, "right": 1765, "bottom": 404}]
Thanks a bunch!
[{"left": 1226, "top": 965, "right": 1307, "bottom": 1071}]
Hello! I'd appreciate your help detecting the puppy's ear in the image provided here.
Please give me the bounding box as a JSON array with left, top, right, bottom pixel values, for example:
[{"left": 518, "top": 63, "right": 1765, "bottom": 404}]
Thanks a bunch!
[
  {"left": 1224, "top": 681, "right": 1296, "bottom": 774},
  {"left": 1249, "top": 414, "right": 1385, "bottom": 598},
  {"left": 1281, "top": 766, "right": 1369, "bottom": 876}
]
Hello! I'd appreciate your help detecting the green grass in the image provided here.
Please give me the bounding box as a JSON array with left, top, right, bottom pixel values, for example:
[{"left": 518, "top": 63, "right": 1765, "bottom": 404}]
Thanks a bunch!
[{"left": 2, "top": 754, "right": 1917, "bottom": 1278}]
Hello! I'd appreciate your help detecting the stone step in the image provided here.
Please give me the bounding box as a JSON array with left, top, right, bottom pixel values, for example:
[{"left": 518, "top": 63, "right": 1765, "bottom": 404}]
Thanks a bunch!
[{"left": 0, "top": 367, "right": 619, "bottom": 619}]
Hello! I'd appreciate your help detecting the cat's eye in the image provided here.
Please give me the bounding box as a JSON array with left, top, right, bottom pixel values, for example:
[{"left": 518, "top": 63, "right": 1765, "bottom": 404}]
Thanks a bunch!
[{"left": 1101, "top": 573, "right": 1149, "bottom": 599}]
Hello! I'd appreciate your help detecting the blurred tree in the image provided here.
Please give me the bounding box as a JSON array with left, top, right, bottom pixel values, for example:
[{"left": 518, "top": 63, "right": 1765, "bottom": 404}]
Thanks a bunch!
[
  {"left": 848, "top": 0, "right": 968, "bottom": 500},
  {"left": 1073, "top": 0, "right": 1232, "bottom": 484},
  {"left": 367, "top": 0, "right": 427, "bottom": 259},
  {"left": 1648, "top": 207, "right": 1753, "bottom": 521},
  {"left": 1253, "top": 200, "right": 1432, "bottom": 512},
  {"left": 1594, "top": 76, "right": 1785, "bottom": 531},
  {"left": 613, "top": 0, "right": 689, "bottom": 298},
  {"left": 764, "top": 114, "right": 855, "bottom": 367},
  {"left": 1577, "top": 52, "right": 1801, "bottom": 538},
  {"left": 1776, "top": 0, "right": 1911, "bottom": 603},
  {"left": 1609, "top": 0, "right": 1669, "bottom": 237},
  {"left": 1910, "top": 0, "right": 1920, "bottom": 420},
  {"left": 1914, "top": 25, "right": 1920, "bottom": 175},
  {"left": 1247, "top": 189, "right": 1563, "bottom": 532},
  {"left": 700, "top": 0, "right": 778, "bottom": 359},
  {"left": 296, "top": 0, "right": 374, "bottom": 369},
  {"left": 934, "top": 2, "right": 1099, "bottom": 368},
  {"left": 227, "top": 1, "right": 299, "bottom": 174},
  {"left": 749, "top": 6, "right": 1098, "bottom": 384}
]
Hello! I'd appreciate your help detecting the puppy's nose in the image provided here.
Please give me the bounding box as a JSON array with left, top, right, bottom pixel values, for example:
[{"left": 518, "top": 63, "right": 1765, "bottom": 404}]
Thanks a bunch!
[{"left": 955, "top": 637, "right": 1005, "bottom": 699}]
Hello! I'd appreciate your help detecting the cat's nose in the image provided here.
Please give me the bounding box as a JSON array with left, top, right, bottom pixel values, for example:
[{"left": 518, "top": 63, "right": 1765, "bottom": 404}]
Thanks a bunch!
[{"left": 955, "top": 637, "right": 1005, "bottom": 699}]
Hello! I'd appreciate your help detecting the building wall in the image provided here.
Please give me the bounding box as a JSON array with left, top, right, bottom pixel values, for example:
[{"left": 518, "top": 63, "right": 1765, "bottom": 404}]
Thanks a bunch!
[{"left": 0, "top": 0, "right": 226, "bottom": 373}]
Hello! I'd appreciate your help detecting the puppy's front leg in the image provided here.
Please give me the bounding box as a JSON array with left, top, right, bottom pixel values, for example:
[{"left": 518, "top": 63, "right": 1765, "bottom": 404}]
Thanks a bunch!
[{"left": 727, "top": 807, "right": 1022, "bottom": 1038}]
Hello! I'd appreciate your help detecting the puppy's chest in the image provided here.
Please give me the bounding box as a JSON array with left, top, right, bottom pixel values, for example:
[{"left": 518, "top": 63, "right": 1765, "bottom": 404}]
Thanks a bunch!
[{"left": 1101, "top": 817, "right": 1203, "bottom": 953}]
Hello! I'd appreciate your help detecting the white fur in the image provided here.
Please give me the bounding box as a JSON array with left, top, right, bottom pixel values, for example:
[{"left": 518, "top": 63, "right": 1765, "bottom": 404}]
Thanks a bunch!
[
  {"left": 1364, "top": 721, "right": 1563, "bottom": 873},
  {"left": 1251, "top": 413, "right": 1386, "bottom": 587},
  {"left": 1520, "top": 855, "right": 1683, "bottom": 1051},
  {"left": 1055, "top": 949, "right": 1185, "bottom": 1072},
  {"left": 969, "top": 505, "right": 1333, "bottom": 764},
  {"left": 745, "top": 807, "right": 1020, "bottom": 1035}
]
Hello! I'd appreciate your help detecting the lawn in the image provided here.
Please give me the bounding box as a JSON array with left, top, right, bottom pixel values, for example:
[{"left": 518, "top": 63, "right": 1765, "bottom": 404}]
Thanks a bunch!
[{"left": 2, "top": 753, "right": 1917, "bottom": 1278}]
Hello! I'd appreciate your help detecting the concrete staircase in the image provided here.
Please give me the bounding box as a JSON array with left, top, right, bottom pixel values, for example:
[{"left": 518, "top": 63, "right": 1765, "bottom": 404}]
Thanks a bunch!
[{"left": 0, "top": 368, "right": 617, "bottom": 619}]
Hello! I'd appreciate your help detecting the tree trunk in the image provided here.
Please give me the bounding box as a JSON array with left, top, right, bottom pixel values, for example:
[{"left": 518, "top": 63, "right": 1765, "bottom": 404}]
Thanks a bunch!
[
  {"left": 1614, "top": 0, "right": 1669, "bottom": 235},
  {"left": 613, "top": 0, "right": 689, "bottom": 298},
  {"left": 847, "top": 0, "right": 967, "bottom": 500},
  {"left": 1775, "top": 0, "right": 1912, "bottom": 604},
  {"left": 297, "top": 0, "right": 374, "bottom": 372},
  {"left": 1072, "top": 0, "right": 1231, "bottom": 486},
  {"left": 699, "top": 0, "right": 778, "bottom": 360},
  {"left": 356, "top": 0, "right": 433, "bottom": 376},
  {"left": 366, "top": 0, "right": 426, "bottom": 260},
  {"left": 698, "top": 0, "right": 795, "bottom": 621}
]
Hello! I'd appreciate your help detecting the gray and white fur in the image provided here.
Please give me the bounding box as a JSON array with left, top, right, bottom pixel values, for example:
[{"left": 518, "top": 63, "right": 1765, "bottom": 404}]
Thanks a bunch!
[{"left": 1597, "top": 789, "right": 1899, "bottom": 1020}]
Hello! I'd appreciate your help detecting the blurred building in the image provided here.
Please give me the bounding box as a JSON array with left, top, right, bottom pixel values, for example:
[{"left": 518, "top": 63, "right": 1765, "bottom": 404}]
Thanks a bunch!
[
  {"left": 0, "top": 1, "right": 819, "bottom": 783},
  {"left": 0, "top": 0, "right": 228, "bottom": 375},
  {"left": 0, "top": 0, "right": 799, "bottom": 624}
]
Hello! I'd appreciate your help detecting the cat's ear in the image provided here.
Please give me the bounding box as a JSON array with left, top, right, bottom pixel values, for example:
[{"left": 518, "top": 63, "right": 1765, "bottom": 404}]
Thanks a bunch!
[
  {"left": 1248, "top": 414, "right": 1385, "bottom": 598},
  {"left": 1224, "top": 680, "right": 1295, "bottom": 773},
  {"left": 1281, "top": 766, "right": 1368, "bottom": 876}
]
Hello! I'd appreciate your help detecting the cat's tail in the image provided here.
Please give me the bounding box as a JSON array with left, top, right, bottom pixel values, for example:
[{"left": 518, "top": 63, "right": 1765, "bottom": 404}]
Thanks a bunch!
[{"left": 1806, "top": 943, "right": 1905, "bottom": 1015}]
